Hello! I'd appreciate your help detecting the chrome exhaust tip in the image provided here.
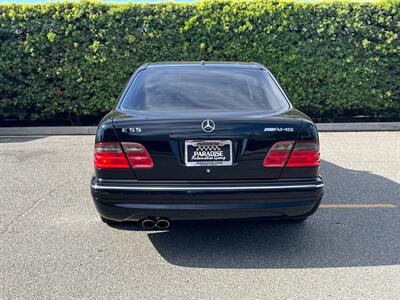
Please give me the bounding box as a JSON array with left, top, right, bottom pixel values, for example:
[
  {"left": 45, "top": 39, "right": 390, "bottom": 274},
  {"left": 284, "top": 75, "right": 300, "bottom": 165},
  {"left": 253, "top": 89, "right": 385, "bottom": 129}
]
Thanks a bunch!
[
  {"left": 155, "top": 218, "right": 170, "bottom": 230},
  {"left": 141, "top": 218, "right": 156, "bottom": 229}
]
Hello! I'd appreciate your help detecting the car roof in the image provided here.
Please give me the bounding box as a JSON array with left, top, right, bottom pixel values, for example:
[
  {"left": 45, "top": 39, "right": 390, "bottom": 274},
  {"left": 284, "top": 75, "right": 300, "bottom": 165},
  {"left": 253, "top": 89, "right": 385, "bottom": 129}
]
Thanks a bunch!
[{"left": 141, "top": 61, "right": 267, "bottom": 70}]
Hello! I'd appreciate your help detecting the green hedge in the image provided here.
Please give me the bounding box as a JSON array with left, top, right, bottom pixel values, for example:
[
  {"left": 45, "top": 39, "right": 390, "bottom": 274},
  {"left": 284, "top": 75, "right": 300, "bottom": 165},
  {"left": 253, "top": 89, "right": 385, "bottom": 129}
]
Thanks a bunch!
[{"left": 0, "top": 0, "right": 399, "bottom": 123}]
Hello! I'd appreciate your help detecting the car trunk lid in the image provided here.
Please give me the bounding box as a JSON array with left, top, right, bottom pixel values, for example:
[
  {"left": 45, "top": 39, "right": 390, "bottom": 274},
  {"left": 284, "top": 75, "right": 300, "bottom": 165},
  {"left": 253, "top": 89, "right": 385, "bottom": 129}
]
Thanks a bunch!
[{"left": 112, "top": 110, "right": 303, "bottom": 180}]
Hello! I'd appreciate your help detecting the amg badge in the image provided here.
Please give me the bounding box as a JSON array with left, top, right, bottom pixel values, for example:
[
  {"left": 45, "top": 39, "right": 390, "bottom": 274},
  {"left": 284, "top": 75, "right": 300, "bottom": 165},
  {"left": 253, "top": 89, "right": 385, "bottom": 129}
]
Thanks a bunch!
[{"left": 264, "top": 127, "right": 294, "bottom": 132}]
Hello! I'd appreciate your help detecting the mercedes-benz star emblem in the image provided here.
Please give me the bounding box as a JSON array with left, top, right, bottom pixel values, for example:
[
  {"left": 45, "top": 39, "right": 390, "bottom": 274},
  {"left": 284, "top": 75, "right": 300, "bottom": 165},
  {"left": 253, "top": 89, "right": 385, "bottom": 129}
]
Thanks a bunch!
[{"left": 201, "top": 119, "right": 215, "bottom": 133}]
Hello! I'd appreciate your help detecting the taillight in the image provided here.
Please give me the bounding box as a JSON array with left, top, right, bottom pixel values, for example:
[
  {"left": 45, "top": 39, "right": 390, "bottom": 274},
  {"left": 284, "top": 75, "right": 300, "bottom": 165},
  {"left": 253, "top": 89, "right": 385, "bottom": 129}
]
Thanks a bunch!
[
  {"left": 263, "top": 141, "right": 294, "bottom": 167},
  {"left": 94, "top": 142, "right": 130, "bottom": 169},
  {"left": 121, "top": 142, "right": 153, "bottom": 169},
  {"left": 263, "top": 140, "right": 320, "bottom": 168},
  {"left": 94, "top": 142, "right": 154, "bottom": 169},
  {"left": 286, "top": 141, "right": 320, "bottom": 167}
]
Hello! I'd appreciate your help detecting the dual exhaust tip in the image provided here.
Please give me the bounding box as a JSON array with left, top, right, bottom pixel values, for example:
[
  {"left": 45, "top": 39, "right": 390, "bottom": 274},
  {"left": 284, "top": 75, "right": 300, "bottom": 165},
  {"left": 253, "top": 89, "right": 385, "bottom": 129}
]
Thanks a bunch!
[{"left": 141, "top": 218, "right": 170, "bottom": 230}]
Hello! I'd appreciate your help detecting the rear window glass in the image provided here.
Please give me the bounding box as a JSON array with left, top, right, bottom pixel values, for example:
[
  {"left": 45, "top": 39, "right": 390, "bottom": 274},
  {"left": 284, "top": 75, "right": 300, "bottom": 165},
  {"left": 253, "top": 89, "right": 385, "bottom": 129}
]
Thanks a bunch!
[{"left": 121, "top": 67, "right": 289, "bottom": 111}]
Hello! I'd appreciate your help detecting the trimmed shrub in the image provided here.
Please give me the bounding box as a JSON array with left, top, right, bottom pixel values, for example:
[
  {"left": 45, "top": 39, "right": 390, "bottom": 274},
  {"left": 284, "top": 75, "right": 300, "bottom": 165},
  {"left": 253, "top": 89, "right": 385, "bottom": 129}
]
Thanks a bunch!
[{"left": 0, "top": 0, "right": 399, "bottom": 123}]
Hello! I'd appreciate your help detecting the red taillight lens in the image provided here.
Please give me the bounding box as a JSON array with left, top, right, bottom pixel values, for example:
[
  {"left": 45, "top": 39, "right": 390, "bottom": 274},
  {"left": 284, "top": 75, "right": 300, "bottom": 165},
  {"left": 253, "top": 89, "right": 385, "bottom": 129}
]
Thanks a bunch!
[
  {"left": 263, "top": 141, "right": 294, "bottom": 167},
  {"left": 263, "top": 140, "right": 320, "bottom": 168},
  {"left": 94, "top": 142, "right": 130, "bottom": 169},
  {"left": 122, "top": 142, "right": 154, "bottom": 169},
  {"left": 286, "top": 141, "right": 320, "bottom": 167}
]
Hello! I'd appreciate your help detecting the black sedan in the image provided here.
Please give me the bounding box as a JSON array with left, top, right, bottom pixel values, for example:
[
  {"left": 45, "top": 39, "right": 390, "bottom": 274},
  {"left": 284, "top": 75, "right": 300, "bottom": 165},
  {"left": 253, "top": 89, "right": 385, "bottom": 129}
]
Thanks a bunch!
[{"left": 90, "top": 62, "right": 323, "bottom": 229}]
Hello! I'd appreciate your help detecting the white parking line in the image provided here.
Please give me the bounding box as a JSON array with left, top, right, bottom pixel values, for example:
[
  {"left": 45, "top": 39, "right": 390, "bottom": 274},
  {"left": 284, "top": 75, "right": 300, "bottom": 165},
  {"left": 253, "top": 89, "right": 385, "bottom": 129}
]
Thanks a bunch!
[{"left": 320, "top": 203, "right": 396, "bottom": 209}]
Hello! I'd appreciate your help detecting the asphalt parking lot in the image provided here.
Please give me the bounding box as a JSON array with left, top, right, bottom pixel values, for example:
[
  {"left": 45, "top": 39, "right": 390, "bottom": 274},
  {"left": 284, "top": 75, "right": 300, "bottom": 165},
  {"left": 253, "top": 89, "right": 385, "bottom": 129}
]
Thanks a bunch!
[{"left": 1, "top": 132, "right": 399, "bottom": 299}]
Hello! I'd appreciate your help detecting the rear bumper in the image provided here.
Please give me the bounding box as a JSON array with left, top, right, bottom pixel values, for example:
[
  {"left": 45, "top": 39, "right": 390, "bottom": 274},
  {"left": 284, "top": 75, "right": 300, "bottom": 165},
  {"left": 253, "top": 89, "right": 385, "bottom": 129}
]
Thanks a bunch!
[{"left": 91, "top": 177, "right": 324, "bottom": 221}]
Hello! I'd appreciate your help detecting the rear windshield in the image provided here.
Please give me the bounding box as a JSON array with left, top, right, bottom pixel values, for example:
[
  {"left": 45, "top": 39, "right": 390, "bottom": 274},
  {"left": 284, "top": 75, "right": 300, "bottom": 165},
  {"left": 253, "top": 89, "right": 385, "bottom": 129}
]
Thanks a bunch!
[{"left": 121, "top": 67, "right": 289, "bottom": 111}]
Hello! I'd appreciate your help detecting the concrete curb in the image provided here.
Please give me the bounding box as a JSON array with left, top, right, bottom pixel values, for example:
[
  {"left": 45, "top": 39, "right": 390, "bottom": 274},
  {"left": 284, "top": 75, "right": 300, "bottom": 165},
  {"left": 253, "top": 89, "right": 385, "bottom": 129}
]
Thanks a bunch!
[
  {"left": 316, "top": 122, "right": 400, "bottom": 132},
  {"left": 0, "top": 126, "right": 96, "bottom": 136},
  {"left": 0, "top": 122, "right": 399, "bottom": 136}
]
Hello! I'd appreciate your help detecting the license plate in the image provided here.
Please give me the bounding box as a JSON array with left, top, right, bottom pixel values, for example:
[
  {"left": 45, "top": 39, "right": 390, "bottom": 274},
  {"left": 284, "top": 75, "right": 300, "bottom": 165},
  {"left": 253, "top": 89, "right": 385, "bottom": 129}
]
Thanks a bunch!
[{"left": 185, "top": 140, "right": 232, "bottom": 167}]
